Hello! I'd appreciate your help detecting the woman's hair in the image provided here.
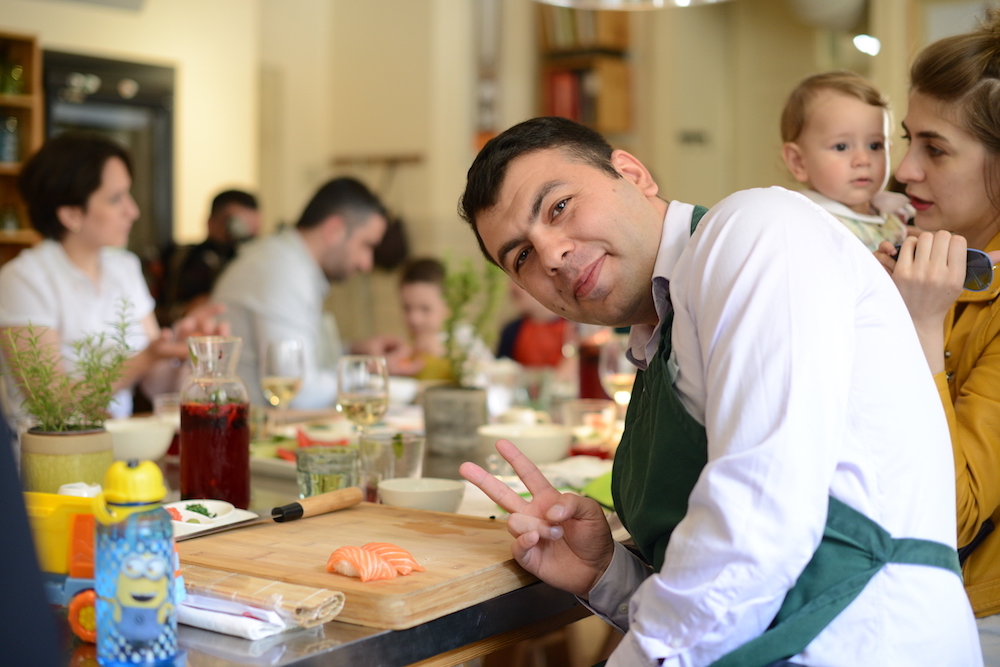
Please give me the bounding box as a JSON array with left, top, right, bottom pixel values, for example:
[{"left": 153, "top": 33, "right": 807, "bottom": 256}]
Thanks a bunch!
[
  {"left": 910, "top": 8, "right": 1000, "bottom": 210},
  {"left": 17, "top": 132, "right": 133, "bottom": 241},
  {"left": 780, "top": 70, "right": 889, "bottom": 143},
  {"left": 400, "top": 257, "right": 445, "bottom": 288}
]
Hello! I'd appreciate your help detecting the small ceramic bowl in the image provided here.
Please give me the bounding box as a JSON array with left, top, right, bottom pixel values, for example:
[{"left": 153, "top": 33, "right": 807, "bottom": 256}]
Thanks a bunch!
[
  {"left": 477, "top": 423, "right": 573, "bottom": 464},
  {"left": 105, "top": 416, "right": 176, "bottom": 461},
  {"left": 377, "top": 478, "right": 465, "bottom": 513}
]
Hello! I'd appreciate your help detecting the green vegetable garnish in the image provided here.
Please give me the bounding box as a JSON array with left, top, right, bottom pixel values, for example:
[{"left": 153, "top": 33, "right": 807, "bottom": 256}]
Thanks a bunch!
[
  {"left": 392, "top": 433, "right": 404, "bottom": 459},
  {"left": 185, "top": 503, "right": 217, "bottom": 518}
]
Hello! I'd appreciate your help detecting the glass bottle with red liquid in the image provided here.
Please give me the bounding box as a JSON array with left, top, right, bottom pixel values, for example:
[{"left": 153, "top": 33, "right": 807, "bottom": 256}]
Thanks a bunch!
[{"left": 179, "top": 336, "right": 251, "bottom": 509}]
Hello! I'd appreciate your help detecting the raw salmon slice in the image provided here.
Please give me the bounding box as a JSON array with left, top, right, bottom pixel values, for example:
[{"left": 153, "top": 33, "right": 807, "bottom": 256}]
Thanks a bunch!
[
  {"left": 362, "top": 542, "right": 425, "bottom": 575},
  {"left": 325, "top": 545, "right": 397, "bottom": 582}
]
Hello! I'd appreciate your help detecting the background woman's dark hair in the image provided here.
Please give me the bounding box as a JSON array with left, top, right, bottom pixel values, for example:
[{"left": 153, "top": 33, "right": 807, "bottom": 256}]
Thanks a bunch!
[
  {"left": 459, "top": 117, "right": 619, "bottom": 265},
  {"left": 17, "top": 132, "right": 133, "bottom": 241},
  {"left": 910, "top": 7, "right": 1000, "bottom": 211}
]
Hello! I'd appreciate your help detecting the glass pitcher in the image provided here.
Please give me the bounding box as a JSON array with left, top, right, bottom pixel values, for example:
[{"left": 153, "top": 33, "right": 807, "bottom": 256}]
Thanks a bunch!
[{"left": 179, "top": 336, "right": 251, "bottom": 509}]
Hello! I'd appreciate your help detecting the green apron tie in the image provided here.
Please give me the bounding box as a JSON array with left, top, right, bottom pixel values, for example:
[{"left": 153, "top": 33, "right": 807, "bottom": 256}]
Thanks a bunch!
[{"left": 610, "top": 205, "right": 961, "bottom": 667}]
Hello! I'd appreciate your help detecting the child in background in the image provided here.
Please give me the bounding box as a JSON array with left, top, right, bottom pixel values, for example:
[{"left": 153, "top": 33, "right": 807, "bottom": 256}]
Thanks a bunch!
[
  {"left": 780, "top": 70, "right": 913, "bottom": 251},
  {"left": 397, "top": 258, "right": 453, "bottom": 381}
]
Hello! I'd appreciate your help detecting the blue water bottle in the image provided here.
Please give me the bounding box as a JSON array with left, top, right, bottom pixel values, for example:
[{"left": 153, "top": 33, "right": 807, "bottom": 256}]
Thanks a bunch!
[{"left": 93, "top": 460, "right": 177, "bottom": 666}]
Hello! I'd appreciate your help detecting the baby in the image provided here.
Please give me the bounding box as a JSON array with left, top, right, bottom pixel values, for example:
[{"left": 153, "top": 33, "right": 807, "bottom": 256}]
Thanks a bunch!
[{"left": 780, "top": 70, "right": 912, "bottom": 251}]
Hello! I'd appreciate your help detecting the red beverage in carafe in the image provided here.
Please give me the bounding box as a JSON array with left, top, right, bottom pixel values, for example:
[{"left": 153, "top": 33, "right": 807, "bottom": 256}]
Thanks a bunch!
[{"left": 180, "top": 401, "right": 251, "bottom": 509}]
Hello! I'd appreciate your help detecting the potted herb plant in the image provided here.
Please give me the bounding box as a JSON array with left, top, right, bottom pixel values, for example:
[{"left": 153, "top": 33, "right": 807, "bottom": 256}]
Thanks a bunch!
[
  {"left": 4, "top": 302, "right": 132, "bottom": 492},
  {"left": 422, "top": 257, "right": 505, "bottom": 455}
]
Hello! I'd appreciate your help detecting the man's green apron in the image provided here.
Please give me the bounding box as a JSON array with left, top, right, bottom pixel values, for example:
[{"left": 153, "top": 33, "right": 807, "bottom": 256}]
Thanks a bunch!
[{"left": 609, "top": 206, "right": 962, "bottom": 667}]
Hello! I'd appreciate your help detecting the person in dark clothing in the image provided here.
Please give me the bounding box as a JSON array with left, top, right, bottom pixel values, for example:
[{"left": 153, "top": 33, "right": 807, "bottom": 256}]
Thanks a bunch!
[{"left": 160, "top": 189, "right": 260, "bottom": 324}]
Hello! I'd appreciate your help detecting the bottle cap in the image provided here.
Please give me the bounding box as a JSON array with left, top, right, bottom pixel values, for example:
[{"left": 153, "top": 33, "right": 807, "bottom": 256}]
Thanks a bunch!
[{"left": 102, "top": 459, "right": 167, "bottom": 504}]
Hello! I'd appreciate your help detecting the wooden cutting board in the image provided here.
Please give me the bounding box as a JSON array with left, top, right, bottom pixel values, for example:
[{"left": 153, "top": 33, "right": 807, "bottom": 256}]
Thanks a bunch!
[{"left": 176, "top": 502, "right": 536, "bottom": 630}]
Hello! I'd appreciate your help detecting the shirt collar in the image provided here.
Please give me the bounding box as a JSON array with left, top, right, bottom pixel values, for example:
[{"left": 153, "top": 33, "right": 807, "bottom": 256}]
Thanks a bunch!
[
  {"left": 627, "top": 201, "right": 696, "bottom": 370},
  {"left": 798, "top": 189, "right": 887, "bottom": 225}
]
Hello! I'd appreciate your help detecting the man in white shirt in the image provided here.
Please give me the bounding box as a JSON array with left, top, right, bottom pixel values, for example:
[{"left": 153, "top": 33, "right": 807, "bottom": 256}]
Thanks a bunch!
[
  {"left": 458, "top": 117, "right": 981, "bottom": 666},
  {"left": 212, "top": 177, "right": 397, "bottom": 409}
]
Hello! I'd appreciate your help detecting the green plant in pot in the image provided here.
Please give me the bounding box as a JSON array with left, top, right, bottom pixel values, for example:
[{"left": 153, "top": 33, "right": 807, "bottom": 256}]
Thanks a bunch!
[
  {"left": 423, "top": 257, "right": 505, "bottom": 456},
  {"left": 3, "top": 302, "right": 133, "bottom": 492}
]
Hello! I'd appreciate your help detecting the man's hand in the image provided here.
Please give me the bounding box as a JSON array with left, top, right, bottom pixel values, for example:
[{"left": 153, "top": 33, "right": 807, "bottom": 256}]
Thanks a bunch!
[{"left": 460, "top": 439, "right": 615, "bottom": 597}]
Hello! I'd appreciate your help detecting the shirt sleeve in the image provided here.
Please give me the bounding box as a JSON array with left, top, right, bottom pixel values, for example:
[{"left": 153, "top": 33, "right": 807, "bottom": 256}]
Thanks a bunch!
[
  {"left": 616, "top": 190, "right": 860, "bottom": 664},
  {"left": 0, "top": 255, "right": 57, "bottom": 329},
  {"left": 939, "top": 322, "right": 1000, "bottom": 548},
  {"left": 248, "top": 269, "right": 338, "bottom": 410}
]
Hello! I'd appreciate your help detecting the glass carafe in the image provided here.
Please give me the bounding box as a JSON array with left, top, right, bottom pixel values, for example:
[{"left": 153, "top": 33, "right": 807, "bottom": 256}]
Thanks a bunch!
[{"left": 179, "top": 336, "right": 251, "bottom": 509}]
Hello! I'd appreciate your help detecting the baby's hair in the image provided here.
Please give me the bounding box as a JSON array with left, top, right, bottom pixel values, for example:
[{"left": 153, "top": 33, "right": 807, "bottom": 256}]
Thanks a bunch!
[
  {"left": 780, "top": 70, "right": 889, "bottom": 143},
  {"left": 400, "top": 257, "right": 445, "bottom": 288}
]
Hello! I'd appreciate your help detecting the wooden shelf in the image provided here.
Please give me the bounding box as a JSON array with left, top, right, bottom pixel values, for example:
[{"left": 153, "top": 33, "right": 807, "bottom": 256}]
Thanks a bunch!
[
  {"left": 536, "top": 7, "right": 631, "bottom": 135},
  {"left": 0, "top": 29, "right": 42, "bottom": 266}
]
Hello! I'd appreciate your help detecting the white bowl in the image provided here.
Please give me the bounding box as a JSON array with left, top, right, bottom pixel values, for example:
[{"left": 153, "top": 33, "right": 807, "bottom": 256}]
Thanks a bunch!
[
  {"left": 389, "top": 376, "right": 420, "bottom": 405},
  {"left": 105, "top": 417, "right": 176, "bottom": 462},
  {"left": 477, "top": 423, "right": 573, "bottom": 464},
  {"left": 378, "top": 477, "right": 465, "bottom": 513}
]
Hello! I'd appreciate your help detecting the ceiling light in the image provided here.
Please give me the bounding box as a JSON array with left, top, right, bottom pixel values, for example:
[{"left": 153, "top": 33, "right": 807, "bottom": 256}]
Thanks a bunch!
[{"left": 853, "top": 34, "right": 881, "bottom": 56}]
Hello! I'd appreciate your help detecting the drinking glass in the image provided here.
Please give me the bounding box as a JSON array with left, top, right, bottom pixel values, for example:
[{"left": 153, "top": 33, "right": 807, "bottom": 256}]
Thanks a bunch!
[
  {"left": 598, "top": 332, "right": 636, "bottom": 418},
  {"left": 336, "top": 355, "right": 389, "bottom": 441},
  {"left": 260, "top": 339, "right": 304, "bottom": 430}
]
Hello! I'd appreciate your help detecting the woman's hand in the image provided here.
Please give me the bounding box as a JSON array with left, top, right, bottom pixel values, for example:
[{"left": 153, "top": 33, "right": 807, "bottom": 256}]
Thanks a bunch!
[
  {"left": 887, "top": 231, "right": 966, "bottom": 327},
  {"left": 460, "top": 439, "right": 615, "bottom": 597}
]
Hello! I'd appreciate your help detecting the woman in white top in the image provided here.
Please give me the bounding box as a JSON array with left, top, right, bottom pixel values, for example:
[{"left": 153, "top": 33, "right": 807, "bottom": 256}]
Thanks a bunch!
[{"left": 0, "top": 133, "right": 224, "bottom": 422}]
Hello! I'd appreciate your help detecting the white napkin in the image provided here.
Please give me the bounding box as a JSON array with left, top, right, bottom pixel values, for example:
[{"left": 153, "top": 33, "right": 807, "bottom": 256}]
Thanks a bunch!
[{"left": 178, "top": 594, "right": 289, "bottom": 640}]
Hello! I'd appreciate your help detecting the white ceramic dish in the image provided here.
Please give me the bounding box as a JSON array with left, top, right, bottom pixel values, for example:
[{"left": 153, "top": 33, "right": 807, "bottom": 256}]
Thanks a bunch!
[
  {"left": 377, "top": 477, "right": 465, "bottom": 513},
  {"left": 163, "top": 499, "right": 258, "bottom": 538},
  {"left": 106, "top": 416, "right": 176, "bottom": 461},
  {"left": 477, "top": 423, "right": 573, "bottom": 464}
]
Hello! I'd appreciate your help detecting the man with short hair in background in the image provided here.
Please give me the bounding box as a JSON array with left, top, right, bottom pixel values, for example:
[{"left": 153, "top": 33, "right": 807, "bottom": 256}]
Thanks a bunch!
[
  {"left": 160, "top": 189, "right": 260, "bottom": 323},
  {"left": 213, "top": 177, "right": 402, "bottom": 409}
]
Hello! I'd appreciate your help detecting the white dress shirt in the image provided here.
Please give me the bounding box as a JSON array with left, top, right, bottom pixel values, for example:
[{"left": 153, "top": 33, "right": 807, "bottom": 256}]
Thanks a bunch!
[
  {"left": 0, "top": 240, "right": 154, "bottom": 421},
  {"left": 589, "top": 187, "right": 981, "bottom": 666},
  {"left": 211, "top": 229, "right": 341, "bottom": 409}
]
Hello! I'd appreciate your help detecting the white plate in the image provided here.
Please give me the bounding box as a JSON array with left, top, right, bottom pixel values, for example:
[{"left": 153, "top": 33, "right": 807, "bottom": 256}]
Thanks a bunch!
[
  {"left": 164, "top": 499, "right": 258, "bottom": 538},
  {"left": 249, "top": 455, "right": 297, "bottom": 479}
]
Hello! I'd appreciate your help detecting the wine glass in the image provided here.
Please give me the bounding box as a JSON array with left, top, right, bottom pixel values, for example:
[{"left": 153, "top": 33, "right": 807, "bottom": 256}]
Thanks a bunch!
[
  {"left": 598, "top": 332, "right": 636, "bottom": 419},
  {"left": 260, "top": 339, "right": 305, "bottom": 431},
  {"left": 336, "top": 355, "right": 390, "bottom": 441}
]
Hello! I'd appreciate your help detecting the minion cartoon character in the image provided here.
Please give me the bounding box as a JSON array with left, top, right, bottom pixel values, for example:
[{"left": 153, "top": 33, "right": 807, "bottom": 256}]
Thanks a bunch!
[{"left": 111, "top": 552, "right": 173, "bottom": 644}]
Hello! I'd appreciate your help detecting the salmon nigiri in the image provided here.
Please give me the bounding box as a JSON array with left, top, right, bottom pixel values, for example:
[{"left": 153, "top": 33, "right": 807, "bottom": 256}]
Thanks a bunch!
[
  {"left": 362, "top": 542, "right": 425, "bottom": 575},
  {"left": 326, "top": 545, "right": 397, "bottom": 582}
]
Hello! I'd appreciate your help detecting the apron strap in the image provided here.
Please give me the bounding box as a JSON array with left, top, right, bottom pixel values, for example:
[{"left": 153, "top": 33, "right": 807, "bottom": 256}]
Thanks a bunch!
[{"left": 709, "top": 497, "right": 960, "bottom": 667}]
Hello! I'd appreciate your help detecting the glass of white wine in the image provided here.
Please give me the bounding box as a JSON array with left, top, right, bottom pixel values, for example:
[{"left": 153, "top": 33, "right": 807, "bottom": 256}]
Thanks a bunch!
[
  {"left": 598, "top": 332, "right": 636, "bottom": 419},
  {"left": 336, "top": 355, "right": 390, "bottom": 441},
  {"left": 260, "top": 338, "right": 305, "bottom": 431}
]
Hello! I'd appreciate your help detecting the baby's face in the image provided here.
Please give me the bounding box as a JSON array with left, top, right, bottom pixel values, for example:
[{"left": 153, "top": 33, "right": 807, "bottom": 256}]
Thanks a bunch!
[
  {"left": 400, "top": 282, "right": 449, "bottom": 339},
  {"left": 788, "top": 89, "right": 889, "bottom": 214}
]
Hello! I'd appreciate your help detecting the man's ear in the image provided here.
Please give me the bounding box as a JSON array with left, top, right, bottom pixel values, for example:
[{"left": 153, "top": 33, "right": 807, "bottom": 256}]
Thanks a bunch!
[
  {"left": 611, "top": 150, "right": 659, "bottom": 198},
  {"left": 322, "top": 214, "right": 347, "bottom": 245},
  {"left": 782, "top": 142, "right": 810, "bottom": 183},
  {"left": 56, "top": 205, "right": 83, "bottom": 234}
]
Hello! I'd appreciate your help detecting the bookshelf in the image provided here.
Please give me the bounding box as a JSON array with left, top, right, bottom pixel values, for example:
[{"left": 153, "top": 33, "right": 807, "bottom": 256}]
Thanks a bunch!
[
  {"left": 537, "top": 6, "right": 631, "bottom": 135},
  {"left": 0, "top": 30, "right": 43, "bottom": 267}
]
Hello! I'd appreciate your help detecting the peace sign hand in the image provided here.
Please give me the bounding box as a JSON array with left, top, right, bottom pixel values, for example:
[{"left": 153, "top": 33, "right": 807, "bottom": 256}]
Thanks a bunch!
[{"left": 460, "top": 439, "right": 615, "bottom": 598}]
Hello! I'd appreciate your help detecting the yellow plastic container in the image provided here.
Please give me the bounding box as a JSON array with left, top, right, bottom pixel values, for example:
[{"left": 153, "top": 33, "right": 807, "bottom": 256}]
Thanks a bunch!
[{"left": 23, "top": 491, "right": 95, "bottom": 575}]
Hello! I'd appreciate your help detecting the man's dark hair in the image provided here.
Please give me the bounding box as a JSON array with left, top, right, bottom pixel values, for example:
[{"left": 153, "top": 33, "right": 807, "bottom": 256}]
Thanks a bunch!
[
  {"left": 400, "top": 257, "right": 445, "bottom": 288},
  {"left": 210, "top": 189, "right": 258, "bottom": 215},
  {"left": 18, "top": 132, "right": 133, "bottom": 241},
  {"left": 459, "top": 117, "right": 619, "bottom": 264},
  {"left": 296, "top": 177, "right": 387, "bottom": 231}
]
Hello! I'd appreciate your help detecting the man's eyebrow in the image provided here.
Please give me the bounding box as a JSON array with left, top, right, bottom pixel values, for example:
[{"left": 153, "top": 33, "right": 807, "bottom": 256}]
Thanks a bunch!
[{"left": 496, "top": 180, "right": 563, "bottom": 270}]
